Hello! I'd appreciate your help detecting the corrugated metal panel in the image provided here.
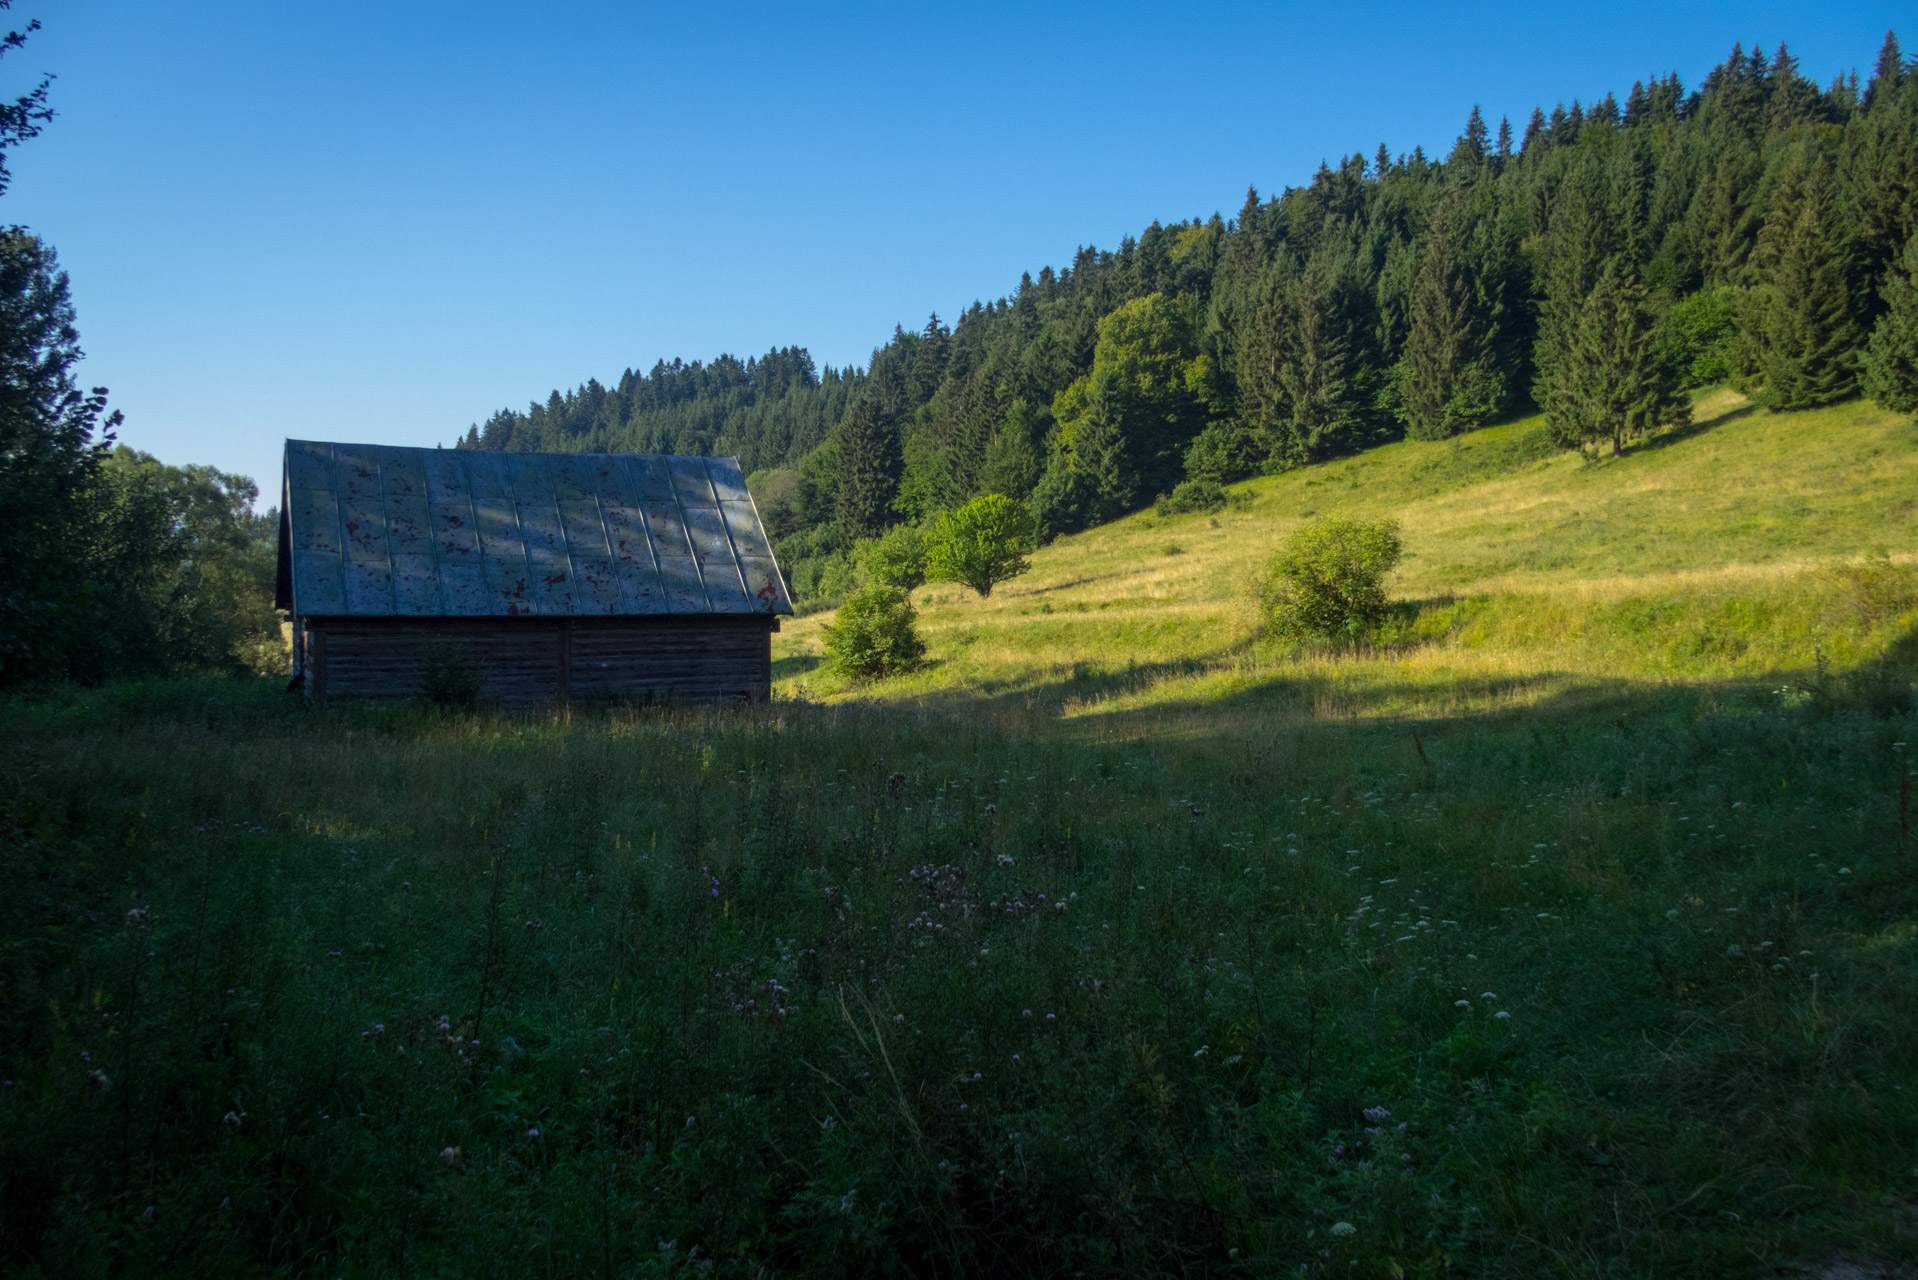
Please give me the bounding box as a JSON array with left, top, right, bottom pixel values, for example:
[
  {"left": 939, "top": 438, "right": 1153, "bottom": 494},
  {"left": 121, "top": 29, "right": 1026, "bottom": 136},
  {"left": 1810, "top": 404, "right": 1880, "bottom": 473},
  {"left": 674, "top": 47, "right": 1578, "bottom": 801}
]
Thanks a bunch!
[{"left": 283, "top": 441, "right": 791, "bottom": 617}]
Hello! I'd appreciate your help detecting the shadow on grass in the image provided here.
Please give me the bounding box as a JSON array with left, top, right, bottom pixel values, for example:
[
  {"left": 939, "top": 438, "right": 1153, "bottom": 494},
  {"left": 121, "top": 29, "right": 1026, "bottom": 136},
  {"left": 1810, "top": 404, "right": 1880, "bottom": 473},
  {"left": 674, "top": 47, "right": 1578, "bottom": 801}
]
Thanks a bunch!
[
  {"left": 1630, "top": 401, "right": 1759, "bottom": 455},
  {"left": 867, "top": 609, "right": 1917, "bottom": 754},
  {"left": 772, "top": 653, "right": 825, "bottom": 681}
]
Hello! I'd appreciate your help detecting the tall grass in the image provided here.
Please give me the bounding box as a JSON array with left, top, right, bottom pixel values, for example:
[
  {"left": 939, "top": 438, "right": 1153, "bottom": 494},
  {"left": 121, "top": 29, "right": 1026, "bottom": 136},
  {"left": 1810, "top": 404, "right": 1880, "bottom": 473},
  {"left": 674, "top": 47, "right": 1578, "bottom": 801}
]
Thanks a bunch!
[
  {"left": 0, "top": 665, "right": 1913, "bottom": 1276},
  {"left": 2, "top": 392, "right": 1915, "bottom": 1276}
]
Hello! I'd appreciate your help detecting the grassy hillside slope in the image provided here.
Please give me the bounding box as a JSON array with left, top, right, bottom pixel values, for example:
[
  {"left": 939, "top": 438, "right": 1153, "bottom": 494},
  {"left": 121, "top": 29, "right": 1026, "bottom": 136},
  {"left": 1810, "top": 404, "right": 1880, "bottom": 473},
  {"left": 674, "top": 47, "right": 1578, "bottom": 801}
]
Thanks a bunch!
[
  {"left": 1, "top": 393, "right": 1913, "bottom": 1277},
  {"left": 777, "top": 390, "right": 1918, "bottom": 721}
]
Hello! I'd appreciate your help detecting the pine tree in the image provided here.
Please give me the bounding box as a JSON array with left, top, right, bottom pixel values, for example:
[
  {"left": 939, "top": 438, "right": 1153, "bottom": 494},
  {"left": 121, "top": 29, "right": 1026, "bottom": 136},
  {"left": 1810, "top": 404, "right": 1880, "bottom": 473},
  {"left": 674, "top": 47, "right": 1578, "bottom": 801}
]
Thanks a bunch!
[
  {"left": 1758, "top": 169, "right": 1861, "bottom": 409},
  {"left": 909, "top": 313, "right": 949, "bottom": 405},
  {"left": 1862, "top": 231, "right": 1918, "bottom": 412},
  {"left": 1864, "top": 30, "right": 1904, "bottom": 112},
  {"left": 1535, "top": 162, "right": 1616, "bottom": 429},
  {"left": 1546, "top": 261, "right": 1689, "bottom": 456},
  {"left": 833, "top": 394, "right": 901, "bottom": 540},
  {"left": 1522, "top": 107, "right": 1547, "bottom": 153},
  {"left": 978, "top": 399, "right": 1044, "bottom": 499},
  {"left": 1450, "top": 105, "right": 1489, "bottom": 169},
  {"left": 1399, "top": 197, "right": 1504, "bottom": 439}
]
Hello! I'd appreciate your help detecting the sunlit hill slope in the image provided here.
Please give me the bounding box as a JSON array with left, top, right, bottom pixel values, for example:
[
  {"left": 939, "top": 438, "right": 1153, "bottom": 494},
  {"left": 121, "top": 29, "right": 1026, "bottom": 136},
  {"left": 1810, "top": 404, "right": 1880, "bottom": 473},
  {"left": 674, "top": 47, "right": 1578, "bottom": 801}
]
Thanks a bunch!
[{"left": 775, "top": 390, "right": 1918, "bottom": 726}]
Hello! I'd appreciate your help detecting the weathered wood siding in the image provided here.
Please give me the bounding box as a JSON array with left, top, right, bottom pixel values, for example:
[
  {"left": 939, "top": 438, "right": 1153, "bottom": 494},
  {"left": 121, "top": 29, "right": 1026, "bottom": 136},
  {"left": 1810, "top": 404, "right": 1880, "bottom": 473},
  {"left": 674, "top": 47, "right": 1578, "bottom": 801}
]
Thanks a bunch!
[{"left": 299, "top": 616, "right": 774, "bottom": 706}]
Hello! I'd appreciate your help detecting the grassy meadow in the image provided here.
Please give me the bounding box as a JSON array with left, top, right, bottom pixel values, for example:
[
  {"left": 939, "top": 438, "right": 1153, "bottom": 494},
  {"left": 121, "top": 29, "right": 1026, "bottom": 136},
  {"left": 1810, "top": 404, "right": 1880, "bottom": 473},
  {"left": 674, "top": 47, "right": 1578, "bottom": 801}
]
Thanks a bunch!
[{"left": 2, "top": 392, "right": 1916, "bottom": 1278}]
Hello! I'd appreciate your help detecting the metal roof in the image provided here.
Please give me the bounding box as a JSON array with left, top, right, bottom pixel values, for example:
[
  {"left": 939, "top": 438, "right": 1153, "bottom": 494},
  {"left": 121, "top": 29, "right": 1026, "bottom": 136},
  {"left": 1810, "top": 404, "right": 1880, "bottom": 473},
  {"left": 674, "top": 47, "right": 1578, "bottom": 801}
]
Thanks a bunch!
[{"left": 277, "top": 441, "right": 792, "bottom": 617}]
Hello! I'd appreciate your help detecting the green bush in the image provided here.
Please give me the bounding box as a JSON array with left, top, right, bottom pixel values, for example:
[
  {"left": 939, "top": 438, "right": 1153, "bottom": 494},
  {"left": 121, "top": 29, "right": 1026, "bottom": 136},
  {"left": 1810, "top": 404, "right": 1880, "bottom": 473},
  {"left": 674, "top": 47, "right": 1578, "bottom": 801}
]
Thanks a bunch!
[
  {"left": 821, "top": 584, "right": 925, "bottom": 681},
  {"left": 1181, "top": 421, "right": 1262, "bottom": 484},
  {"left": 1660, "top": 285, "right": 1749, "bottom": 389},
  {"left": 1154, "top": 478, "right": 1226, "bottom": 516},
  {"left": 1258, "top": 516, "right": 1404, "bottom": 642},
  {"left": 925, "top": 494, "right": 1037, "bottom": 598},
  {"left": 853, "top": 524, "right": 927, "bottom": 591}
]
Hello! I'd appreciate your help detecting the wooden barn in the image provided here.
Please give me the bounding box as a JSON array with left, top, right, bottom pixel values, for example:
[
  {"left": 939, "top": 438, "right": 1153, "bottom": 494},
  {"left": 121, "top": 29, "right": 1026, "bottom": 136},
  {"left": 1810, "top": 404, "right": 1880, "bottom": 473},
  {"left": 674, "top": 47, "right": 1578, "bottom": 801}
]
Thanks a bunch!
[{"left": 275, "top": 440, "right": 793, "bottom": 705}]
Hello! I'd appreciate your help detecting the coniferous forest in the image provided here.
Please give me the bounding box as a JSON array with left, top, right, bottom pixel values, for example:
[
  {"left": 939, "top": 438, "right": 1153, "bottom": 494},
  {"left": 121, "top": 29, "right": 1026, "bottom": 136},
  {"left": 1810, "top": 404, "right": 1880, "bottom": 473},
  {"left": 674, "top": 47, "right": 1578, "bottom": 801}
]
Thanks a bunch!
[{"left": 463, "top": 35, "right": 1918, "bottom": 599}]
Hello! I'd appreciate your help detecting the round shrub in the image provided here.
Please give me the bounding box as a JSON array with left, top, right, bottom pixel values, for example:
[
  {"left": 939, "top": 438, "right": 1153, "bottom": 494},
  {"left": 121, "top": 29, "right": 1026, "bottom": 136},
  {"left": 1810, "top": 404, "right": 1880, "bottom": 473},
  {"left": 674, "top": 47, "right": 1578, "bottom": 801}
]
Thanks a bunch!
[
  {"left": 822, "top": 584, "right": 925, "bottom": 681},
  {"left": 1258, "top": 517, "right": 1403, "bottom": 642}
]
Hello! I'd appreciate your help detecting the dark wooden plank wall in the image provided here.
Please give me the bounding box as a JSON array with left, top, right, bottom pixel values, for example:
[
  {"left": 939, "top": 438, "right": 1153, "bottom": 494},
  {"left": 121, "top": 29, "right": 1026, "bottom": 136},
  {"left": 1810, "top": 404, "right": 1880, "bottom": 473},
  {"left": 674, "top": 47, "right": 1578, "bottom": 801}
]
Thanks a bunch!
[{"left": 301, "top": 617, "right": 774, "bottom": 706}]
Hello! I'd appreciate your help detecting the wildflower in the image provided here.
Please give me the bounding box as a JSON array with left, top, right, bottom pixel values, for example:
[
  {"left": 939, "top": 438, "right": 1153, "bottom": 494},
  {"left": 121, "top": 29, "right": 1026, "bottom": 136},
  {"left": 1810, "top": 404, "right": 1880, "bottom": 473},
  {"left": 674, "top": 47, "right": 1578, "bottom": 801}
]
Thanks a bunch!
[
  {"left": 221, "top": 1109, "right": 244, "bottom": 1133},
  {"left": 402, "top": 881, "right": 411, "bottom": 890},
  {"left": 327, "top": 951, "right": 341, "bottom": 958},
  {"left": 125, "top": 907, "right": 153, "bottom": 930},
  {"left": 1193, "top": 1045, "right": 1209, "bottom": 1057},
  {"left": 1023, "top": 1009, "right": 1032, "bottom": 1018},
  {"left": 1481, "top": 992, "right": 1497, "bottom": 1001},
  {"left": 1839, "top": 867, "right": 1852, "bottom": 875},
  {"left": 526, "top": 1126, "right": 540, "bottom": 1140},
  {"left": 1045, "top": 1013, "right": 1055, "bottom": 1021},
  {"left": 893, "top": 1014, "right": 904, "bottom": 1023},
  {"left": 87, "top": 1069, "right": 112, "bottom": 1092},
  {"left": 1454, "top": 999, "right": 1470, "bottom": 1008},
  {"left": 996, "top": 853, "right": 1015, "bottom": 866},
  {"left": 1329, "top": 1221, "right": 1356, "bottom": 1237},
  {"left": 438, "top": 1146, "right": 464, "bottom": 1172},
  {"left": 1495, "top": 1011, "right": 1511, "bottom": 1020},
  {"left": 1362, "top": 1106, "right": 1391, "bottom": 1122}
]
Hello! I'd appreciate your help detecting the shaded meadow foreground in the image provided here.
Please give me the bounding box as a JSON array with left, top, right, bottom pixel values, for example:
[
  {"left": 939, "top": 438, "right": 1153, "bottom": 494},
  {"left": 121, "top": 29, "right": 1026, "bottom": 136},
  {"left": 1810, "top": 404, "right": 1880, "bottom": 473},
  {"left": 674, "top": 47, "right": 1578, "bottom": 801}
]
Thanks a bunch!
[{"left": 0, "top": 660, "right": 1914, "bottom": 1276}]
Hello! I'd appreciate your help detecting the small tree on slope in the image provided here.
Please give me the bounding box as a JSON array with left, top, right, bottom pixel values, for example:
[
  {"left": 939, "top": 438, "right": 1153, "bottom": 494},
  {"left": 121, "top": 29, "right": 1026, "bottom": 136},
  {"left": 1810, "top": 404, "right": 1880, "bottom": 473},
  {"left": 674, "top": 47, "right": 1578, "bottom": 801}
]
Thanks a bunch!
[{"left": 925, "top": 494, "right": 1037, "bottom": 598}]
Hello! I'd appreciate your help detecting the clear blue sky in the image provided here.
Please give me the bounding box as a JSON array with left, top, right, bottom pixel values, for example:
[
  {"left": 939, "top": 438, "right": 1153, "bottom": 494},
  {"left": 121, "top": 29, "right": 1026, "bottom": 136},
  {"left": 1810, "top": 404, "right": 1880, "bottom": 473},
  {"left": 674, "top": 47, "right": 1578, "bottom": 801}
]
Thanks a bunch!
[{"left": 2, "top": 0, "right": 1905, "bottom": 500}]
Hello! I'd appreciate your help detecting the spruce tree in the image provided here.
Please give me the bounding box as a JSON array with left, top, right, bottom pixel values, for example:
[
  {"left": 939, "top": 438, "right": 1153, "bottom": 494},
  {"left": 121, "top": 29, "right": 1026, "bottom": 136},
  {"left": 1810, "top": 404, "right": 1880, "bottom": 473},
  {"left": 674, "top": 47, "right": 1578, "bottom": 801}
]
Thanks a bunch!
[
  {"left": 1864, "top": 30, "right": 1904, "bottom": 112},
  {"left": 1535, "top": 161, "right": 1615, "bottom": 429},
  {"left": 1265, "top": 241, "right": 1377, "bottom": 463},
  {"left": 1399, "top": 197, "right": 1503, "bottom": 439},
  {"left": 1450, "top": 105, "right": 1489, "bottom": 168},
  {"left": 978, "top": 399, "right": 1045, "bottom": 499},
  {"left": 1862, "top": 231, "right": 1918, "bottom": 412},
  {"left": 1758, "top": 173, "right": 1861, "bottom": 409},
  {"left": 833, "top": 394, "right": 902, "bottom": 541},
  {"left": 1522, "top": 107, "right": 1547, "bottom": 153},
  {"left": 1546, "top": 261, "right": 1689, "bottom": 456}
]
